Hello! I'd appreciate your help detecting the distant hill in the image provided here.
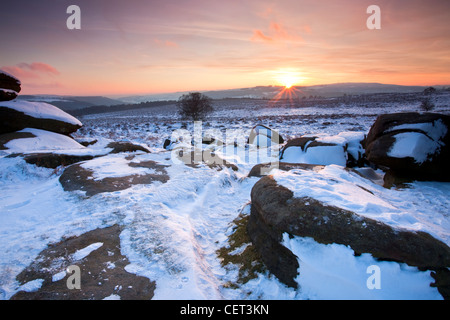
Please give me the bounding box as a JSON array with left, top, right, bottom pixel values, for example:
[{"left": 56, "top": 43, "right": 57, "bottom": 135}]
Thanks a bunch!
[
  {"left": 118, "top": 82, "right": 438, "bottom": 103},
  {"left": 18, "top": 83, "right": 447, "bottom": 116},
  {"left": 301, "top": 83, "right": 430, "bottom": 97},
  {"left": 16, "top": 95, "right": 124, "bottom": 111}
]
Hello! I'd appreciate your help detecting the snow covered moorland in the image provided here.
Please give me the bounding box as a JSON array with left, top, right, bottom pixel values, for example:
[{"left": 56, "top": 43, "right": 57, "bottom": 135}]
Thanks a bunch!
[{"left": 1, "top": 83, "right": 450, "bottom": 300}]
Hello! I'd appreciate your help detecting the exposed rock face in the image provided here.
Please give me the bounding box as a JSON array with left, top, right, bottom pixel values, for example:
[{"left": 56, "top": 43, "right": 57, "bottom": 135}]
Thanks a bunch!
[
  {"left": 248, "top": 175, "right": 450, "bottom": 291},
  {"left": 365, "top": 112, "right": 450, "bottom": 182},
  {"left": 106, "top": 141, "right": 150, "bottom": 154},
  {"left": 11, "top": 225, "right": 156, "bottom": 300},
  {"left": 21, "top": 153, "right": 95, "bottom": 169},
  {"left": 0, "top": 89, "right": 18, "bottom": 101},
  {"left": 0, "top": 71, "right": 21, "bottom": 101}
]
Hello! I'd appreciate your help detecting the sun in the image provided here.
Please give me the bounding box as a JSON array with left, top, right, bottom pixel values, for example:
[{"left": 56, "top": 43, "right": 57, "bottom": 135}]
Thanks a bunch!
[
  {"left": 280, "top": 76, "right": 296, "bottom": 89},
  {"left": 273, "top": 69, "right": 303, "bottom": 89}
]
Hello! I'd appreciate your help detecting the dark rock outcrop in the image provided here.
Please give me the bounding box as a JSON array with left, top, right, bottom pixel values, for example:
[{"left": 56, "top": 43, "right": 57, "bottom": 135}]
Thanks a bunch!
[
  {"left": 106, "top": 141, "right": 150, "bottom": 154},
  {"left": 0, "top": 71, "right": 21, "bottom": 101},
  {"left": 22, "top": 153, "right": 95, "bottom": 169}
]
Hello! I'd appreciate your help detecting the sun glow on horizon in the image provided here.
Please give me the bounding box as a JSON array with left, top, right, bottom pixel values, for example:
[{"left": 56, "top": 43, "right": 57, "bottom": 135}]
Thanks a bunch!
[{"left": 272, "top": 69, "right": 305, "bottom": 89}]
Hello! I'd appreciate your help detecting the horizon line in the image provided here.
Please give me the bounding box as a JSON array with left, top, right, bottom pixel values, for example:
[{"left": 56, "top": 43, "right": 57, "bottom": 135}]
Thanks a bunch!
[{"left": 18, "top": 81, "right": 450, "bottom": 99}]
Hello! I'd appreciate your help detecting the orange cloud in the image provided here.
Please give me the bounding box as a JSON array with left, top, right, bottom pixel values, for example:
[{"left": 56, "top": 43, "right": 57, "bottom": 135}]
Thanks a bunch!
[
  {"left": 251, "top": 29, "right": 273, "bottom": 42},
  {"left": 154, "top": 38, "right": 179, "bottom": 48},
  {"left": 251, "top": 21, "right": 302, "bottom": 43}
]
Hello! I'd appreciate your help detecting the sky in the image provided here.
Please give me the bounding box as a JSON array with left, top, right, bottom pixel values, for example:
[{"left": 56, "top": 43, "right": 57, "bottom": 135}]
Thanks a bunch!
[{"left": 1, "top": 0, "right": 449, "bottom": 96}]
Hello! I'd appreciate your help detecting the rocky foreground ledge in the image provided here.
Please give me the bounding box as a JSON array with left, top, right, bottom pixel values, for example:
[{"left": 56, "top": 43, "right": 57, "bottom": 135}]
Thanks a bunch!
[
  {"left": 10, "top": 225, "right": 155, "bottom": 300},
  {"left": 248, "top": 171, "right": 450, "bottom": 298}
]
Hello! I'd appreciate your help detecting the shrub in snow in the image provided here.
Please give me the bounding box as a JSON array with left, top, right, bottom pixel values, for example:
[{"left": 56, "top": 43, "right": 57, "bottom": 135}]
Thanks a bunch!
[
  {"left": 420, "top": 97, "right": 435, "bottom": 112},
  {"left": 177, "top": 92, "right": 213, "bottom": 121}
]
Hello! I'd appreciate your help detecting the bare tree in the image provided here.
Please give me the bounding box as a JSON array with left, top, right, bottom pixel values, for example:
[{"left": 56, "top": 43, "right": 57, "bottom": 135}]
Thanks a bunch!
[
  {"left": 420, "top": 97, "right": 435, "bottom": 112},
  {"left": 177, "top": 92, "right": 213, "bottom": 121}
]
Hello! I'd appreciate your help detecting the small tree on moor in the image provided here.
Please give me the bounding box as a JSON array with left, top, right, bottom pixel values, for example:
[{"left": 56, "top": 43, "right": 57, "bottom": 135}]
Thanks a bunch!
[
  {"left": 177, "top": 92, "right": 213, "bottom": 121},
  {"left": 420, "top": 97, "right": 435, "bottom": 112}
]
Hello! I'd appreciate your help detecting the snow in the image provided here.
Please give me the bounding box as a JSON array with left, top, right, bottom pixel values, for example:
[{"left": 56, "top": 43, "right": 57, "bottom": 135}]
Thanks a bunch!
[
  {"left": 388, "top": 119, "right": 447, "bottom": 141},
  {"left": 0, "top": 88, "right": 18, "bottom": 95},
  {"left": 80, "top": 153, "right": 158, "bottom": 181},
  {"left": 52, "top": 270, "right": 67, "bottom": 282},
  {"left": 387, "top": 119, "right": 447, "bottom": 163},
  {"left": 17, "top": 279, "right": 44, "bottom": 293},
  {"left": 2, "top": 150, "right": 447, "bottom": 300},
  {"left": 281, "top": 145, "right": 347, "bottom": 166},
  {"left": 0, "top": 100, "right": 82, "bottom": 126},
  {"left": 388, "top": 132, "right": 440, "bottom": 163},
  {"left": 103, "top": 294, "right": 121, "bottom": 300},
  {"left": 4, "top": 128, "right": 86, "bottom": 153},
  {"left": 72, "top": 242, "right": 103, "bottom": 261},
  {"left": 1, "top": 95, "right": 449, "bottom": 300},
  {"left": 282, "top": 235, "right": 442, "bottom": 300}
]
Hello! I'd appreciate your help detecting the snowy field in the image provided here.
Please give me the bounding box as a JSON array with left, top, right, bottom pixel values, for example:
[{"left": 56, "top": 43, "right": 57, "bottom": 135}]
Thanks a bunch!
[{"left": 1, "top": 93, "right": 450, "bottom": 300}]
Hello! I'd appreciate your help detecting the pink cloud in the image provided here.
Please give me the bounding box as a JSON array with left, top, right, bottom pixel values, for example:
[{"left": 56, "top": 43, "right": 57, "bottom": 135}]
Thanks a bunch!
[
  {"left": 2, "top": 66, "right": 39, "bottom": 79},
  {"left": 2, "top": 62, "right": 60, "bottom": 80},
  {"left": 18, "top": 62, "right": 60, "bottom": 75}
]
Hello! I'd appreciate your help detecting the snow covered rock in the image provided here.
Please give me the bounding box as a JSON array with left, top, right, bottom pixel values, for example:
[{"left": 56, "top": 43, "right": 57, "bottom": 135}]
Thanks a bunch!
[
  {"left": 0, "top": 128, "right": 86, "bottom": 153},
  {"left": 0, "top": 131, "right": 36, "bottom": 150},
  {"left": 248, "top": 168, "right": 450, "bottom": 292},
  {"left": 0, "top": 70, "right": 21, "bottom": 101},
  {"left": 0, "top": 128, "right": 110, "bottom": 168},
  {"left": 59, "top": 154, "right": 169, "bottom": 197},
  {"left": 247, "top": 124, "right": 284, "bottom": 147},
  {"left": 0, "top": 100, "right": 82, "bottom": 135},
  {"left": 248, "top": 162, "right": 324, "bottom": 178},
  {"left": 172, "top": 148, "right": 238, "bottom": 171},
  {"left": 365, "top": 112, "right": 450, "bottom": 182},
  {"left": 279, "top": 132, "right": 366, "bottom": 167}
]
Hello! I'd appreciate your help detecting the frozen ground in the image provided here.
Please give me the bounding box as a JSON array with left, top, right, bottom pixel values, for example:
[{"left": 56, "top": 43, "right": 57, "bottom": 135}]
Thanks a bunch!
[{"left": 1, "top": 92, "right": 450, "bottom": 300}]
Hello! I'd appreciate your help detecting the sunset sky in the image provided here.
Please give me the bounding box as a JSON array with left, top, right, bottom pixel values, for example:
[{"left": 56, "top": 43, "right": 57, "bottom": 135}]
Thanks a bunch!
[{"left": 1, "top": 0, "right": 449, "bottom": 96}]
